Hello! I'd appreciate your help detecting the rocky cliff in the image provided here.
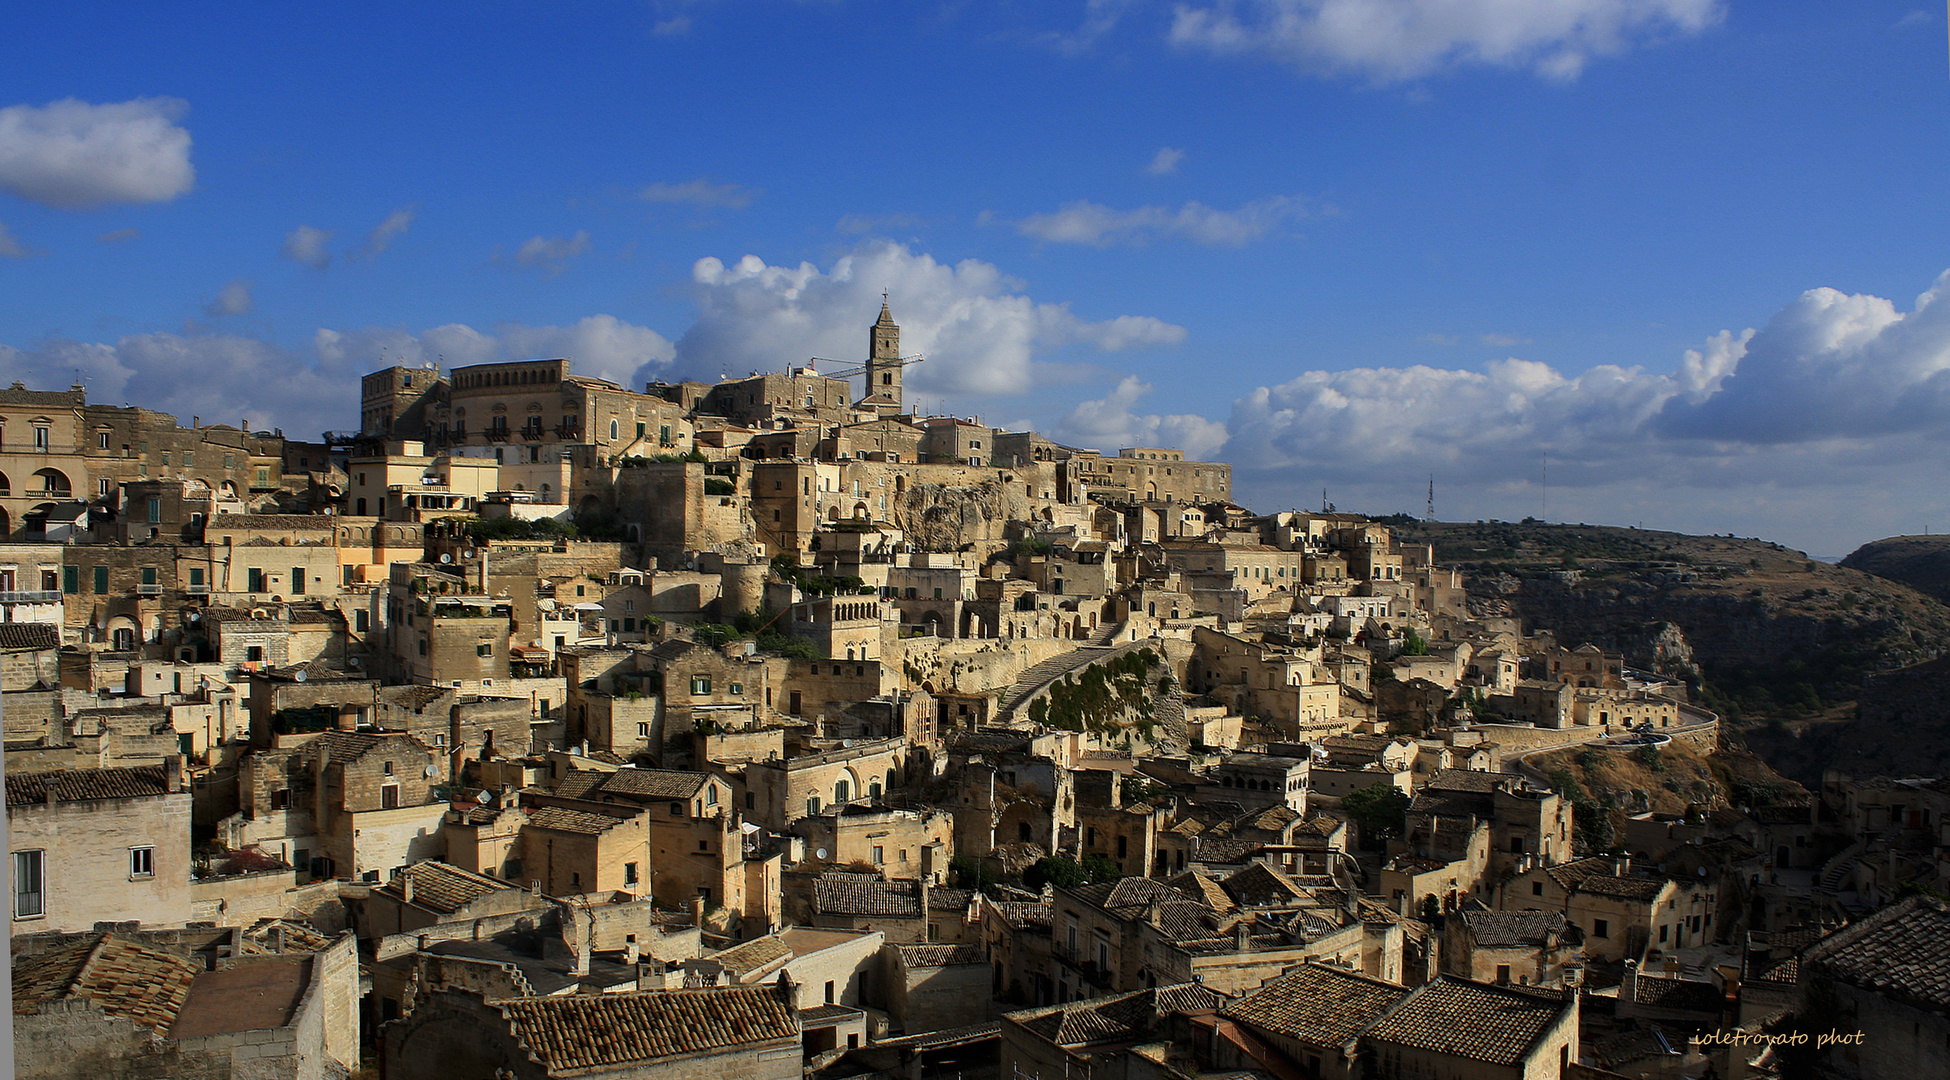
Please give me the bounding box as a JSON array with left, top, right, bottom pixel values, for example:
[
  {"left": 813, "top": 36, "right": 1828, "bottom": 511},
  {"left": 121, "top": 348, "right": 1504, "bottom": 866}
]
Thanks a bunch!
[{"left": 1839, "top": 534, "right": 1950, "bottom": 604}]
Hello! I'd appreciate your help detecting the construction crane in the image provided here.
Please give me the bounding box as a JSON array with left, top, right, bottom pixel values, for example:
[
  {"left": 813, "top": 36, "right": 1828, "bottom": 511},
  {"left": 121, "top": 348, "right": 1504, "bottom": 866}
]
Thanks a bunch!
[{"left": 801, "top": 353, "right": 927, "bottom": 382}]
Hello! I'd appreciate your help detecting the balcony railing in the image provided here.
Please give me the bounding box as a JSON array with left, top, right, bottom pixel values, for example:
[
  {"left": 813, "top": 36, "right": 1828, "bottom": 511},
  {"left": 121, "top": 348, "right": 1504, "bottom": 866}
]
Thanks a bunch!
[
  {"left": 185, "top": 584, "right": 210, "bottom": 595},
  {"left": 521, "top": 427, "right": 546, "bottom": 441},
  {"left": 136, "top": 584, "right": 163, "bottom": 596},
  {"left": 0, "top": 590, "right": 61, "bottom": 603}
]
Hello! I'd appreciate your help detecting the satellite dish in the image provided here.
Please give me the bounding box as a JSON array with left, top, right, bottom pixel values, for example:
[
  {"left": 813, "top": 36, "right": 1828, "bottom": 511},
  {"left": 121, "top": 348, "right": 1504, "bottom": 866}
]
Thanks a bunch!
[
  {"left": 478, "top": 790, "right": 495, "bottom": 805},
  {"left": 293, "top": 669, "right": 308, "bottom": 683},
  {"left": 440, "top": 553, "right": 453, "bottom": 564},
  {"left": 348, "top": 657, "right": 362, "bottom": 667},
  {"left": 815, "top": 848, "right": 829, "bottom": 860},
  {"left": 463, "top": 549, "right": 477, "bottom": 560},
  {"left": 743, "top": 641, "right": 757, "bottom": 656},
  {"left": 424, "top": 764, "right": 437, "bottom": 778}
]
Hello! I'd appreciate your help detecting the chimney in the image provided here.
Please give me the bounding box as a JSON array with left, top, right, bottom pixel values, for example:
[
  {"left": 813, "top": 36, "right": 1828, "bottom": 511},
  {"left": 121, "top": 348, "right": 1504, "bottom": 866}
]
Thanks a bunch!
[
  {"left": 690, "top": 895, "right": 706, "bottom": 925},
  {"left": 402, "top": 873, "right": 415, "bottom": 905},
  {"left": 1235, "top": 918, "right": 1252, "bottom": 953},
  {"left": 1611, "top": 855, "right": 1630, "bottom": 876},
  {"left": 624, "top": 935, "right": 640, "bottom": 965},
  {"left": 164, "top": 754, "right": 183, "bottom": 793}
]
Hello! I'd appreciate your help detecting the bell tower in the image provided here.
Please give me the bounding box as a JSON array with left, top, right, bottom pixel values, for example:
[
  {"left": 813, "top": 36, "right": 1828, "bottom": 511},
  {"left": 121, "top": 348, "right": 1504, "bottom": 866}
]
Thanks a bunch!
[{"left": 862, "top": 295, "right": 904, "bottom": 416}]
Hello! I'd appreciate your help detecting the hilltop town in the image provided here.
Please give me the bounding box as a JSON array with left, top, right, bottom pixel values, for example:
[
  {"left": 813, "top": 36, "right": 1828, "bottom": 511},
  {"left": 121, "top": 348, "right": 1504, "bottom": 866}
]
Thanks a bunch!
[{"left": 7, "top": 304, "right": 1947, "bottom": 1080}]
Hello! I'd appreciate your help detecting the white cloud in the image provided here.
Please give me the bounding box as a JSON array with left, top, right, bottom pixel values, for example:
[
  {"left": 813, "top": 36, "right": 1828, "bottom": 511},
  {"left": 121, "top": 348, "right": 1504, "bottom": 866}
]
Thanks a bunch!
[
  {"left": 1896, "top": 10, "right": 1931, "bottom": 28},
  {"left": 96, "top": 227, "right": 139, "bottom": 244},
  {"left": 203, "top": 278, "right": 255, "bottom": 318},
  {"left": 282, "top": 224, "right": 333, "bottom": 269},
  {"left": 638, "top": 179, "right": 756, "bottom": 209},
  {"left": 360, "top": 205, "right": 417, "bottom": 257},
  {"left": 676, "top": 241, "right": 1185, "bottom": 395},
  {"left": 0, "top": 314, "right": 674, "bottom": 437},
  {"left": 1147, "top": 147, "right": 1186, "bottom": 175},
  {"left": 503, "top": 230, "right": 591, "bottom": 275},
  {"left": 1169, "top": 0, "right": 1723, "bottom": 83},
  {"left": 0, "top": 221, "right": 37, "bottom": 259},
  {"left": 1050, "top": 375, "right": 1230, "bottom": 458},
  {"left": 1034, "top": 0, "right": 1140, "bottom": 54},
  {"left": 1013, "top": 195, "right": 1307, "bottom": 246},
  {"left": 0, "top": 97, "right": 194, "bottom": 209}
]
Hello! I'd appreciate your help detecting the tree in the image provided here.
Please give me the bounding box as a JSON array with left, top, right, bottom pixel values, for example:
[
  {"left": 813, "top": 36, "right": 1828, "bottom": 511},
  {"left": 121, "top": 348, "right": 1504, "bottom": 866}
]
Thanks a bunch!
[
  {"left": 1400, "top": 631, "right": 1430, "bottom": 656},
  {"left": 1343, "top": 783, "right": 1412, "bottom": 850},
  {"left": 1025, "top": 856, "right": 1085, "bottom": 891},
  {"left": 1081, "top": 854, "right": 1122, "bottom": 884}
]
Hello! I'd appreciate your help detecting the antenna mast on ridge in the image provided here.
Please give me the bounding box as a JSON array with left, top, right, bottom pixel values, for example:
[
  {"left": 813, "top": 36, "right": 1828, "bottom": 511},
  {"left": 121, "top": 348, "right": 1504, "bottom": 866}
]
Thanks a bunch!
[{"left": 1426, "top": 474, "right": 1435, "bottom": 523}]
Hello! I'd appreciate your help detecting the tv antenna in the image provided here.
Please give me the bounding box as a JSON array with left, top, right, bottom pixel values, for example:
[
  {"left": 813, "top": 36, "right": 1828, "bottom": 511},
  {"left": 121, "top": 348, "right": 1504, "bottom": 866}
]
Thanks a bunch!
[{"left": 1426, "top": 474, "right": 1435, "bottom": 523}]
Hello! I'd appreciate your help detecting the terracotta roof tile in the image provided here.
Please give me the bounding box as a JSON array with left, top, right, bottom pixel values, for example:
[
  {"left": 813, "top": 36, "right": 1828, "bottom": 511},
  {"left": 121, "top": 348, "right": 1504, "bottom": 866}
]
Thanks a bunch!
[
  {"left": 375, "top": 860, "right": 518, "bottom": 914},
  {"left": 6, "top": 764, "right": 171, "bottom": 807},
  {"left": 594, "top": 768, "right": 710, "bottom": 800},
  {"left": 1803, "top": 896, "right": 1950, "bottom": 1011},
  {"left": 1223, "top": 962, "right": 1409, "bottom": 1047},
  {"left": 708, "top": 935, "right": 793, "bottom": 977},
  {"left": 497, "top": 986, "right": 798, "bottom": 1071},
  {"left": 898, "top": 944, "right": 985, "bottom": 967},
  {"left": 0, "top": 624, "right": 59, "bottom": 651},
  {"left": 1364, "top": 978, "right": 1569, "bottom": 1067},
  {"left": 524, "top": 805, "right": 634, "bottom": 835},
  {"left": 12, "top": 934, "right": 199, "bottom": 1032},
  {"left": 813, "top": 875, "right": 921, "bottom": 918}
]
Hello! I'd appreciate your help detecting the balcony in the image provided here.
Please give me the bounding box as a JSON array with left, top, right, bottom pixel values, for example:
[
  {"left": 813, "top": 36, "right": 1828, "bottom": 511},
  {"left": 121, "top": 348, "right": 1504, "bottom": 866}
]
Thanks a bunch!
[
  {"left": 0, "top": 590, "right": 61, "bottom": 604},
  {"left": 136, "top": 583, "right": 163, "bottom": 596},
  {"left": 521, "top": 427, "right": 546, "bottom": 441},
  {"left": 185, "top": 583, "right": 210, "bottom": 595},
  {"left": 484, "top": 428, "right": 510, "bottom": 443},
  {"left": 553, "top": 421, "right": 582, "bottom": 438}
]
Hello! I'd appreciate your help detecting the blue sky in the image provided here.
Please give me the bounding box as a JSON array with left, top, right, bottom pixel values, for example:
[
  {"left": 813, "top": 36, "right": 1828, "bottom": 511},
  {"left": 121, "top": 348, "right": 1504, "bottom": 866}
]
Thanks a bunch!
[{"left": 2, "top": 1, "right": 1948, "bottom": 557}]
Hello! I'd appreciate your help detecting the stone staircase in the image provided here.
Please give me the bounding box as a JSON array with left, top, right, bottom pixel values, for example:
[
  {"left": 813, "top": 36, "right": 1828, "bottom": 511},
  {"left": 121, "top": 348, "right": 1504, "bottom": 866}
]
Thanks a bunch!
[
  {"left": 995, "top": 633, "right": 1152, "bottom": 724},
  {"left": 1817, "top": 839, "right": 1867, "bottom": 893}
]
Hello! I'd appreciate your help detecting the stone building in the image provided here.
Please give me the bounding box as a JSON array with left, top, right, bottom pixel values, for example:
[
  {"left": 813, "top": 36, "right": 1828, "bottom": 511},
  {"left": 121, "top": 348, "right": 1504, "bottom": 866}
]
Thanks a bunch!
[
  {"left": 1794, "top": 895, "right": 1950, "bottom": 1080},
  {"left": 13, "top": 927, "right": 361, "bottom": 1080},
  {"left": 8, "top": 761, "right": 192, "bottom": 935}
]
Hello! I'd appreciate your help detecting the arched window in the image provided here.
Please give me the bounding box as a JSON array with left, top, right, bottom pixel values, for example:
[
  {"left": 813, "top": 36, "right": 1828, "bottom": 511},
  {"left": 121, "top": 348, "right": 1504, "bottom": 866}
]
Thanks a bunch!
[
  {"left": 112, "top": 627, "right": 135, "bottom": 651},
  {"left": 610, "top": 419, "right": 619, "bottom": 440}
]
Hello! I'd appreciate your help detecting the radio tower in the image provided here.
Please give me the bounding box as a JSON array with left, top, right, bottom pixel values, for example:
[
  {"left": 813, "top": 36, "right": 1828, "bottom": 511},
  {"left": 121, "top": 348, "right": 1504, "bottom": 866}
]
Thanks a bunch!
[{"left": 1426, "top": 474, "right": 1435, "bottom": 523}]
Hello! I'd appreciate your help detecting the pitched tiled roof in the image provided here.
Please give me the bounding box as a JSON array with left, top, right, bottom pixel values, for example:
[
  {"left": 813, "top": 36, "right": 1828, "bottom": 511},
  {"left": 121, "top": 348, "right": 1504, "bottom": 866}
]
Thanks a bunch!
[
  {"left": 1802, "top": 896, "right": 1950, "bottom": 1010},
  {"left": 814, "top": 875, "right": 922, "bottom": 918},
  {"left": 0, "top": 624, "right": 59, "bottom": 651},
  {"left": 991, "top": 901, "right": 1051, "bottom": 928},
  {"left": 496, "top": 986, "right": 798, "bottom": 1071},
  {"left": 6, "top": 764, "right": 171, "bottom": 807},
  {"left": 525, "top": 805, "right": 634, "bottom": 835},
  {"left": 929, "top": 887, "right": 975, "bottom": 913},
  {"left": 899, "top": 944, "right": 985, "bottom": 967},
  {"left": 1222, "top": 863, "right": 1309, "bottom": 908},
  {"left": 1167, "top": 869, "right": 1238, "bottom": 913},
  {"left": 707, "top": 935, "right": 793, "bottom": 977},
  {"left": 1424, "top": 768, "right": 1502, "bottom": 794},
  {"left": 552, "top": 769, "right": 610, "bottom": 800},
  {"left": 1223, "top": 962, "right": 1409, "bottom": 1047},
  {"left": 1575, "top": 875, "right": 1668, "bottom": 901},
  {"left": 375, "top": 860, "right": 517, "bottom": 914},
  {"left": 1191, "top": 838, "right": 1265, "bottom": 865},
  {"left": 12, "top": 934, "right": 199, "bottom": 1032},
  {"left": 1068, "top": 875, "right": 1183, "bottom": 914},
  {"left": 1010, "top": 984, "right": 1225, "bottom": 1048},
  {"left": 1460, "top": 910, "right": 1574, "bottom": 948},
  {"left": 1630, "top": 973, "right": 1724, "bottom": 1013},
  {"left": 595, "top": 768, "right": 710, "bottom": 801},
  {"left": 1363, "top": 978, "right": 1569, "bottom": 1067},
  {"left": 1148, "top": 900, "right": 1223, "bottom": 942}
]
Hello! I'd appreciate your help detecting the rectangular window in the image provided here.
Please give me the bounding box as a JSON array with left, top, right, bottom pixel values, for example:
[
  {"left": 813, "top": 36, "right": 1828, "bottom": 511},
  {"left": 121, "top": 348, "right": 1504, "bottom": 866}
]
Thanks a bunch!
[
  {"left": 146, "top": 497, "right": 162, "bottom": 523},
  {"left": 248, "top": 568, "right": 266, "bottom": 592},
  {"left": 382, "top": 786, "right": 400, "bottom": 809},
  {"left": 1593, "top": 919, "right": 1609, "bottom": 938},
  {"left": 625, "top": 862, "right": 639, "bottom": 885},
  {"left": 63, "top": 566, "right": 78, "bottom": 594},
  {"left": 141, "top": 566, "right": 157, "bottom": 586},
  {"left": 873, "top": 846, "right": 884, "bottom": 864},
  {"left": 189, "top": 567, "right": 204, "bottom": 587},
  {"left": 290, "top": 567, "right": 305, "bottom": 594},
  {"left": 477, "top": 643, "right": 492, "bottom": 657},
  {"left": 690, "top": 675, "right": 711, "bottom": 695},
  {"left": 129, "top": 847, "right": 155, "bottom": 878},
  {"left": 638, "top": 723, "right": 651, "bottom": 737},
  {"left": 97, "top": 431, "right": 109, "bottom": 449},
  {"left": 14, "top": 850, "right": 44, "bottom": 917},
  {"left": 33, "top": 427, "right": 49, "bottom": 450},
  {"left": 93, "top": 566, "right": 109, "bottom": 594}
]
